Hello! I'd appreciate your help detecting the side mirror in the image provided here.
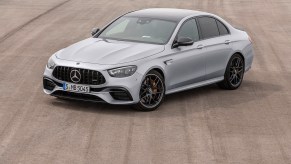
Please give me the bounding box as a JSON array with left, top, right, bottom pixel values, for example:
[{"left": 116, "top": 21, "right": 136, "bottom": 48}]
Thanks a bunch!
[
  {"left": 172, "top": 37, "right": 194, "bottom": 48},
  {"left": 91, "top": 28, "right": 100, "bottom": 36}
]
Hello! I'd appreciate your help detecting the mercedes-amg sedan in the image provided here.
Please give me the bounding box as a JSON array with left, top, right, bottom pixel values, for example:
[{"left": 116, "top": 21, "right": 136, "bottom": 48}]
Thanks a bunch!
[{"left": 43, "top": 8, "right": 254, "bottom": 111}]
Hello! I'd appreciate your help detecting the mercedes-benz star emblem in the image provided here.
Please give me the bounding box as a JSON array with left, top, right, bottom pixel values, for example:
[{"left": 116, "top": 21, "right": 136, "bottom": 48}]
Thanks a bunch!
[{"left": 70, "top": 69, "right": 81, "bottom": 83}]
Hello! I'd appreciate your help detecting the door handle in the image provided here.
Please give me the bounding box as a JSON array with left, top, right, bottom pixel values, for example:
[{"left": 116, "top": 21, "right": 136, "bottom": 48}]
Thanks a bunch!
[
  {"left": 197, "top": 45, "right": 204, "bottom": 49},
  {"left": 164, "top": 59, "right": 174, "bottom": 65},
  {"left": 225, "top": 40, "right": 231, "bottom": 44}
]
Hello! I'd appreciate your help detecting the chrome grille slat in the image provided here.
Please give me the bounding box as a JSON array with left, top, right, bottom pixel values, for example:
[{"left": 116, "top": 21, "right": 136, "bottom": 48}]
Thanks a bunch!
[
  {"left": 60, "top": 67, "right": 63, "bottom": 80},
  {"left": 52, "top": 66, "right": 106, "bottom": 85},
  {"left": 86, "top": 69, "right": 88, "bottom": 84}
]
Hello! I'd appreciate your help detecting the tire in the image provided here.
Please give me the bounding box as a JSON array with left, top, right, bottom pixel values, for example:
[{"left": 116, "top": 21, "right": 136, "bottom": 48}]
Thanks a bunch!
[
  {"left": 217, "top": 54, "right": 245, "bottom": 90},
  {"left": 133, "top": 70, "right": 165, "bottom": 111}
]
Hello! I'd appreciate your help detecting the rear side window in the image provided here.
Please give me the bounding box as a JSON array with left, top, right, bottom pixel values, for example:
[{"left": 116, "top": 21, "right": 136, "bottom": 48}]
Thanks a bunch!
[
  {"left": 216, "top": 20, "right": 229, "bottom": 35},
  {"left": 177, "top": 19, "right": 199, "bottom": 42},
  {"left": 197, "top": 17, "right": 219, "bottom": 39}
]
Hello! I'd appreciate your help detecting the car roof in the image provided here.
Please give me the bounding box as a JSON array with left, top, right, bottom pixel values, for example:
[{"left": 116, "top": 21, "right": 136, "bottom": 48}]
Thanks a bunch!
[{"left": 125, "top": 8, "right": 208, "bottom": 22}]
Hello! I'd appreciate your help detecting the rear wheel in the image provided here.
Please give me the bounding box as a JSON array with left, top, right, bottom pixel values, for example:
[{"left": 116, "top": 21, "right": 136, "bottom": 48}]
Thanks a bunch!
[
  {"left": 218, "top": 54, "right": 245, "bottom": 90},
  {"left": 133, "top": 70, "right": 165, "bottom": 111}
]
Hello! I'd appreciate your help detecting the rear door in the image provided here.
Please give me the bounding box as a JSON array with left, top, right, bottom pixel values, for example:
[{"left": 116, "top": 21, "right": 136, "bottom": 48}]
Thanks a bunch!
[{"left": 197, "top": 16, "right": 233, "bottom": 80}]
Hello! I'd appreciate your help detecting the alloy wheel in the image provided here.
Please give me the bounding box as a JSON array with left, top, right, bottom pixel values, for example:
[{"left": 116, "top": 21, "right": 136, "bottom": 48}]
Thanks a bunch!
[
  {"left": 229, "top": 57, "right": 244, "bottom": 87},
  {"left": 139, "top": 74, "right": 164, "bottom": 108}
]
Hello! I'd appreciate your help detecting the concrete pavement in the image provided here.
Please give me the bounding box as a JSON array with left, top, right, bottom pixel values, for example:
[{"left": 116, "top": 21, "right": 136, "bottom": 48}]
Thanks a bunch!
[{"left": 0, "top": 0, "right": 291, "bottom": 163}]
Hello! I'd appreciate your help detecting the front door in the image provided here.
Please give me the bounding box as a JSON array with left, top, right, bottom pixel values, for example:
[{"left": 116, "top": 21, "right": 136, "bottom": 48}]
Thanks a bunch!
[{"left": 165, "top": 18, "right": 206, "bottom": 91}]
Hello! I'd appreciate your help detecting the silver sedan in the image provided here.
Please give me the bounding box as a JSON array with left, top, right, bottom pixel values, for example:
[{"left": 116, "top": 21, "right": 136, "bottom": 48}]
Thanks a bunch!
[{"left": 43, "top": 8, "right": 254, "bottom": 111}]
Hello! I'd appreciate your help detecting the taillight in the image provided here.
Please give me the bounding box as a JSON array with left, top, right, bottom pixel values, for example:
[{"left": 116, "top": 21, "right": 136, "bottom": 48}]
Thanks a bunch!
[{"left": 248, "top": 36, "right": 253, "bottom": 43}]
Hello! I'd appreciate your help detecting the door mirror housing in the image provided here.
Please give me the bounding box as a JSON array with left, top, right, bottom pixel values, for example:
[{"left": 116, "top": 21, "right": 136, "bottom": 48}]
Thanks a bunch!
[
  {"left": 172, "top": 37, "right": 194, "bottom": 48},
  {"left": 91, "top": 28, "right": 100, "bottom": 36}
]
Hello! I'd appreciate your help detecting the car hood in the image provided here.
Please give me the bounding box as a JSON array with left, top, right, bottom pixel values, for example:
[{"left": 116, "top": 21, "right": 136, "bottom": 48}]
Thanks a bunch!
[{"left": 56, "top": 38, "right": 165, "bottom": 65}]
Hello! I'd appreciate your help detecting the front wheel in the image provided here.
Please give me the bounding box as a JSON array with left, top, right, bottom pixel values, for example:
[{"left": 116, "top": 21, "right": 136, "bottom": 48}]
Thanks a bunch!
[
  {"left": 133, "top": 70, "right": 165, "bottom": 111},
  {"left": 218, "top": 54, "right": 245, "bottom": 90}
]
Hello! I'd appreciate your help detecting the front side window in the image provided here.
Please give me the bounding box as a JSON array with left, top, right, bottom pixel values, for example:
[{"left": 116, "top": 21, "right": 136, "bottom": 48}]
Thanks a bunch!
[
  {"left": 198, "top": 17, "right": 220, "bottom": 39},
  {"left": 177, "top": 19, "right": 199, "bottom": 42},
  {"left": 98, "top": 17, "right": 177, "bottom": 44}
]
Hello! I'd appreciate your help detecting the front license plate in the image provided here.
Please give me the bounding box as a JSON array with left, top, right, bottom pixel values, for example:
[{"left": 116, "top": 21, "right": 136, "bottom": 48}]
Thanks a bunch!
[{"left": 63, "top": 82, "right": 90, "bottom": 93}]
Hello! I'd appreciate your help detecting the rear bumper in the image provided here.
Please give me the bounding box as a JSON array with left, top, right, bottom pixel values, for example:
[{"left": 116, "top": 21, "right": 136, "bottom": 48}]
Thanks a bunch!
[{"left": 243, "top": 43, "right": 254, "bottom": 72}]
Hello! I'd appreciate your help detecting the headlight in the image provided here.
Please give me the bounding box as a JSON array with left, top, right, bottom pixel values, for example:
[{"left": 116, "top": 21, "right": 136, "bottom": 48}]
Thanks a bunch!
[
  {"left": 108, "top": 66, "right": 137, "bottom": 78},
  {"left": 47, "top": 57, "right": 56, "bottom": 69}
]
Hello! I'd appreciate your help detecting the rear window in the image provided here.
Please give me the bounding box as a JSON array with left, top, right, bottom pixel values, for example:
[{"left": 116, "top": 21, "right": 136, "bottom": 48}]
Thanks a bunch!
[
  {"left": 216, "top": 20, "right": 229, "bottom": 35},
  {"left": 197, "top": 17, "right": 220, "bottom": 39}
]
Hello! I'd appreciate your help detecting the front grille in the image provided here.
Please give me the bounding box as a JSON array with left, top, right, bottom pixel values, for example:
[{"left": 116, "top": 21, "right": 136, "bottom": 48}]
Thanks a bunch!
[
  {"left": 52, "top": 90, "right": 105, "bottom": 102},
  {"left": 52, "top": 66, "right": 106, "bottom": 85}
]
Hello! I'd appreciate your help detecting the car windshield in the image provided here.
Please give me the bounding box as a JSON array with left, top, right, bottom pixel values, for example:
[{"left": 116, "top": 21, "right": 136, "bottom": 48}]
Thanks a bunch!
[{"left": 97, "top": 16, "right": 177, "bottom": 44}]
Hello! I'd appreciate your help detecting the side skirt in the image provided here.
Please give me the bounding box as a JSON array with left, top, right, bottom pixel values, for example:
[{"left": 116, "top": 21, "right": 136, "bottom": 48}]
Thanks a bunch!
[{"left": 165, "top": 77, "right": 224, "bottom": 95}]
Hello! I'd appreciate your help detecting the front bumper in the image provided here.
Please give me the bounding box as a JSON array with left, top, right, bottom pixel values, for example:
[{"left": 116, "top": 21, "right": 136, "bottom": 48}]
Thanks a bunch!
[{"left": 43, "top": 63, "right": 143, "bottom": 105}]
